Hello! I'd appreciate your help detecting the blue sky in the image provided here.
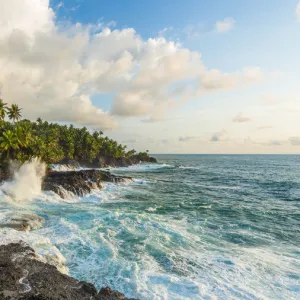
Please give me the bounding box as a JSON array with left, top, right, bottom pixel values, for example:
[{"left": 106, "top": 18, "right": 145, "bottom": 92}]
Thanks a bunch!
[
  {"left": 51, "top": 0, "right": 299, "bottom": 70},
  {"left": 1, "top": 0, "right": 300, "bottom": 153}
]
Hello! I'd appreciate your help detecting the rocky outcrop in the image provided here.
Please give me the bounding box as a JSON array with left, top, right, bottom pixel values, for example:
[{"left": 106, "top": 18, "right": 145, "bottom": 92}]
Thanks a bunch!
[
  {"left": 42, "top": 169, "right": 132, "bottom": 198},
  {"left": 0, "top": 242, "right": 137, "bottom": 300},
  {"left": 0, "top": 213, "right": 45, "bottom": 232},
  {"left": 54, "top": 159, "right": 81, "bottom": 170}
]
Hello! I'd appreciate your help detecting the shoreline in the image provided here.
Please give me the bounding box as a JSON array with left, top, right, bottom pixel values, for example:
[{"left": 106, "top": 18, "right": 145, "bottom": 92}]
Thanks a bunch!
[
  {"left": 0, "top": 242, "right": 137, "bottom": 300},
  {"left": 0, "top": 161, "right": 158, "bottom": 299}
]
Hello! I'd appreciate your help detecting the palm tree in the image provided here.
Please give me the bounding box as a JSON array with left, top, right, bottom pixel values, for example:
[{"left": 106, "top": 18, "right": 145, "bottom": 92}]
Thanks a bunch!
[
  {"left": 0, "top": 130, "right": 19, "bottom": 158},
  {"left": 36, "top": 117, "right": 43, "bottom": 125},
  {"left": 0, "top": 99, "right": 8, "bottom": 121},
  {"left": 7, "top": 104, "right": 22, "bottom": 123}
]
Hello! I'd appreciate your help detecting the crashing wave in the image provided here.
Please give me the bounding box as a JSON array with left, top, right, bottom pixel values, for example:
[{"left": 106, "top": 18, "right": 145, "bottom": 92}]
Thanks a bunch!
[{"left": 0, "top": 158, "right": 46, "bottom": 202}]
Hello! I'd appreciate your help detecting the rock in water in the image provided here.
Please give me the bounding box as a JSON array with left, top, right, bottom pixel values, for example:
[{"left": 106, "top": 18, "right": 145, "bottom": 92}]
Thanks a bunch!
[
  {"left": 42, "top": 169, "right": 133, "bottom": 198},
  {"left": 0, "top": 213, "right": 45, "bottom": 232},
  {"left": 0, "top": 242, "right": 138, "bottom": 300}
]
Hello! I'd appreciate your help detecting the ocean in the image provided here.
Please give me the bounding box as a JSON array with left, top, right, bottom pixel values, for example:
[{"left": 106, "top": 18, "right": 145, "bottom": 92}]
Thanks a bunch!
[{"left": 0, "top": 154, "right": 300, "bottom": 299}]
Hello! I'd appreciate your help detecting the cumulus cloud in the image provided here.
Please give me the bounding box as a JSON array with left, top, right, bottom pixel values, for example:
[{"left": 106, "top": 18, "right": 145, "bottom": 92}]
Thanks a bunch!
[
  {"left": 211, "top": 130, "right": 228, "bottom": 142},
  {"left": 215, "top": 18, "right": 235, "bottom": 33},
  {"left": 233, "top": 113, "right": 251, "bottom": 123},
  {"left": 199, "top": 67, "right": 264, "bottom": 91},
  {"left": 0, "top": 0, "right": 266, "bottom": 129},
  {"left": 297, "top": 2, "right": 300, "bottom": 21},
  {"left": 289, "top": 137, "right": 300, "bottom": 146}
]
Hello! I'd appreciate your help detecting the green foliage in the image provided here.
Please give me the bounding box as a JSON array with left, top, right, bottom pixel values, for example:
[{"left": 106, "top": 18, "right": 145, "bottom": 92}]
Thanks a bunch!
[
  {"left": 7, "top": 104, "right": 22, "bottom": 123},
  {"left": 0, "top": 103, "right": 153, "bottom": 166},
  {"left": 0, "top": 99, "right": 8, "bottom": 121}
]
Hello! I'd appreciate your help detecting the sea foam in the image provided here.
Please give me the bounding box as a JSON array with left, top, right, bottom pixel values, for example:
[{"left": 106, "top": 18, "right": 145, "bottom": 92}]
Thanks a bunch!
[{"left": 0, "top": 158, "right": 46, "bottom": 201}]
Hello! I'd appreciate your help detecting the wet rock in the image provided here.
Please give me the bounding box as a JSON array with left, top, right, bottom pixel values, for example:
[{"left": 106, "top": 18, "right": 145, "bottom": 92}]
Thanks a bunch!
[
  {"left": 0, "top": 170, "right": 10, "bottom": 184},
  {"left": 99, "top": 287, "right": 128, "bottom": 299},
  {"left": 0, "top": 213, "right": 45, "bottom": 232},
  {"left": 0, "top": 242, "right": 138, "bottom": 300},
  {"left": 79, "top": 155, "right": 157, "bottom": 168},
  {"left": 55, "top": 159, "right": 81, "bottom": 170},
  {"left": 42, "top": 169, "right": 133, "bottom": 198}
]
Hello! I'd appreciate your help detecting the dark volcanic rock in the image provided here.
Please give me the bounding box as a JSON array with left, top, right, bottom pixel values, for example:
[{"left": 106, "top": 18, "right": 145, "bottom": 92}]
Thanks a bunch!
[
  {"left": 42, "top": 169, "right": 132, "bottom": 198},
  {"left": 56, "top": 159, "right": 81, "bottom": 170},
  {"left": 0, "top": 170, "right": 10, "bottom": 184},
  {"left": 0, "top": 242, "right": 137, "bottom": 300},
  {"left": 79, "top": 155, "right": 157, "bottom": 168}
]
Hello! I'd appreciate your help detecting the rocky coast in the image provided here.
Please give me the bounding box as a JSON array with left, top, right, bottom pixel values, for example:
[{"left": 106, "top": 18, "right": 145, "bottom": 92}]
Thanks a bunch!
[
  {"left": 0, "top": 162, "right": 147, "bottom": 300},
  {"left": 0, "top": 242, "right": 137, "bottom": 300}
]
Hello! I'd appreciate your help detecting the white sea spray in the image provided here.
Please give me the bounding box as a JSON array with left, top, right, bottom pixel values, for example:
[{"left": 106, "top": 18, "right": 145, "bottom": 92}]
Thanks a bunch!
[{"left": 0, "top": 158, "right": 46, "bottom": 201}]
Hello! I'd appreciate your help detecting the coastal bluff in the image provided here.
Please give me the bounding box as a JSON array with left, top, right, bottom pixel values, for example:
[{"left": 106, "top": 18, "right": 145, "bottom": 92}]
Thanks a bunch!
[{"left": 0, "top": 242, "right": 137, "bottom": 300}]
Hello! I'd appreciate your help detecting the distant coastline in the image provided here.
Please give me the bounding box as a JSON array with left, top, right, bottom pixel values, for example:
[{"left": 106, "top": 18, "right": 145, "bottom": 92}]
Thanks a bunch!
[{"left": 0, "top": 100, "right": 156, "bottom": 176}]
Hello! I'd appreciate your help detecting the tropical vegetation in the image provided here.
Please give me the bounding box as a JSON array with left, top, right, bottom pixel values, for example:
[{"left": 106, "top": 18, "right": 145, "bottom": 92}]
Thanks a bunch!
[{"left": 0, "top": 100, "right": 153, "bottom": 170}]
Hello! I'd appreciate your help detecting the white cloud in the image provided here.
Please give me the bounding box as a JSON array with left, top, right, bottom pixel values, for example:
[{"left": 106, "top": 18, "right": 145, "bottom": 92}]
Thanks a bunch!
[
  {"left": 158, "top": 27, "right": 174, "bottom": 37},
  {"left": 215, "top": 18, "right": 235, "bottom": 33},
  {"left": 297, "top": 2, "right": 300, "bottom": 21},
  {"left": 199, "top": 67, "right": 264, "bottom": 91},
  {"left": 179, "top": 136, "right": 196, "bottom": 142},
  {"left": 211, "top": 130, "right": 228, "bottom": 142},
  {"left": 267, "top": 140, "right": 282, "bottom": 146},
  {"left": 290, "top": 137, "right": 300, "bottom": 146},
  {"left": 0, "top": 0, "right": 266, "bottom": 129},
  {"left": 56, "top": 1, "right": 63, "bottom": 9},
  {"left": 233, "top": 113, "right": 251, "bottom": 123}
]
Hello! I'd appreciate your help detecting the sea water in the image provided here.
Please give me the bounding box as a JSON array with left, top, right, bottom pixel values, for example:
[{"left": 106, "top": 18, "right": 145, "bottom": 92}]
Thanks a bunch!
[{"left": 0, "top": 155, "right": 299, "bottom": 299}]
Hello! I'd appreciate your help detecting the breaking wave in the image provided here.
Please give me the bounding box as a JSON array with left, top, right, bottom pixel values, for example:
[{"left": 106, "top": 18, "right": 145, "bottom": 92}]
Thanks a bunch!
[
  {"left": 0, "top": 158, "right": 46, "bottom": 201},
  {"left": 0, "top": 154, "right": 299, "bottom": 299}
]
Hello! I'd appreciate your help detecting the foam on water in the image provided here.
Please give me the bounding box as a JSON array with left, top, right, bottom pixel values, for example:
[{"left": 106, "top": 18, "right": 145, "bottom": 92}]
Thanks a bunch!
[
  {"left": 0, "top": 155, "right": 299, "bottom": 299},
  {"left": 50, "top": 164, "right": 75, "bottom": 172},
  {"left": 50, "top": 164, "right": 92, "bottom": 172},
  {"left": 0, "top": 228, "right": 68, "bottom": 274},
  {"left": 109, "top": 163, "right": 172, "bottom": 172}
]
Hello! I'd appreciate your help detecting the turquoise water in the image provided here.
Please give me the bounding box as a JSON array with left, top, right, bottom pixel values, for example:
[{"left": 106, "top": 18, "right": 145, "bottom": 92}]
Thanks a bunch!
[{"left": 1, "top": 155, "right": 300, "bottom": 299}]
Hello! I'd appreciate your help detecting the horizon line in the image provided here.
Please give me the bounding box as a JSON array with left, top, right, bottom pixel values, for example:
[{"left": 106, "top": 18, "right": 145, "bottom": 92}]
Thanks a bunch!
[{"left": 150, "top": 153, "right": 300, "bottom": 155}]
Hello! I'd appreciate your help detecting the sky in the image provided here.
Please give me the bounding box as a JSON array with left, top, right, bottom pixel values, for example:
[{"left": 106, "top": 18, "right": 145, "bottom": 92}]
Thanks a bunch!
[{"left": 0, "top": 0, "right": 299, "bottom": 154}]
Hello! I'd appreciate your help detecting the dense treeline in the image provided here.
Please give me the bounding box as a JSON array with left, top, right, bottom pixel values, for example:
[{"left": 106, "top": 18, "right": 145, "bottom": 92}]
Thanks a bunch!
[{"left": 0, "top": 100, "right": 154, "bottom": 169}]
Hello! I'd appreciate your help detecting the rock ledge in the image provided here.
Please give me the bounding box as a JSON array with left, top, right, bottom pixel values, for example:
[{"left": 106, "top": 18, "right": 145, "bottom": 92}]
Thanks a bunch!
[
  {"left": 0, "top": 242, "right": 137, "bottom": 300},
  {"left": 42, "top": 169, "right": 132, "bottom": 198}
]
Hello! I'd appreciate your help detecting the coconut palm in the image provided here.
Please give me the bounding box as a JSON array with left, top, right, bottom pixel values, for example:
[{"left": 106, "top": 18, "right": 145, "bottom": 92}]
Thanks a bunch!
[
  {"left": 0, "top": 130, "right": 19, "bottom": 158},
  {"left": 0, "top": 99, "right": 8, "bottom": 121},
  {"left": 7, "top": 104, "right": 22, "bottom": 123},
  {"left": 14, "top": 124, "right": 34, "bottom": 148},
  {"left": 0, "top": 102, "right": 153, "bottom": 165}
]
